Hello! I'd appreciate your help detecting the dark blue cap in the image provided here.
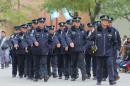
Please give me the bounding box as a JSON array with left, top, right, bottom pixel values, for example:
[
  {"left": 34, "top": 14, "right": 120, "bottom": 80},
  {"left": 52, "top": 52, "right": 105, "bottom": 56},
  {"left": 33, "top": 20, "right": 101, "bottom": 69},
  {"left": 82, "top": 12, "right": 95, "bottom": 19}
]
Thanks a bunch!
[
  {"left": 48, "top": 25, "right": 55, "bottom": 30},
  {"left": 14, "top": 26, "right": 21, "bottom": 30},
  {"left": 21, "top": 24, "right": 28, "bottom": 28},
  {"left": 37, "top": 17, "right": 46, "bottom": 23},
  {"left": 100, "top": 15, "right": 109, "bottom": 20},
  {"left": 66, "top": 19, "right": 73, "bottom": 25},
  {"left": 27, "top": 22, "right": 32, "bottom": 27},
  {"left": 73, "top": 17, "right": 81, "bottom": 22},
  {"left": 32, "top": 19, "right": 38, "bottom": 24},
  {"left": 93, "top": 21, "right": 101, "bottom": 27},
  {"left": 108, "top": 17, "right": 114, "bottom": 22},
  {"left": 87, "top": 23, "right": 95, "bottom": 27},
  {"left": 59, "top": 22, "right": 66, "bottom": 27}
]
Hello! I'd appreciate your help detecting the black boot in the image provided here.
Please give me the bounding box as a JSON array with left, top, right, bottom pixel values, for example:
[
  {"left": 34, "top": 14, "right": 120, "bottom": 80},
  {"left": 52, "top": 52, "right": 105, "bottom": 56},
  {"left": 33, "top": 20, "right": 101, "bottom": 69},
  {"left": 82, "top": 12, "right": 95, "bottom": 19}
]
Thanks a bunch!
[
  {"left": 1, "top": 64, "right": 4, "bottom": 69},
  {"left": 71, "top": 78, "right": 76, "bottom": 81},
  {"left": 65, "top": 76, "right": 69, "bottom": 80},
  {"left": 86, "top": 74, "right": 91, "bottom": 79},
  {"left": 96, "top": 81, "right": 101, "bottom": 85},
  {"left": 93, "top": 76, "right": 97, "bottom": 80},
  {"left": 109, "top": 81, "right": 116, "bottom": 85},
  {"left": 82, "top": 75, "right": 87, "bottom": 81},
  {"left": 44, "top": 76, "right": 49, "bottom": 82},
  {"left": 53, "top": 74, "right": 58, "bottom": 78}
]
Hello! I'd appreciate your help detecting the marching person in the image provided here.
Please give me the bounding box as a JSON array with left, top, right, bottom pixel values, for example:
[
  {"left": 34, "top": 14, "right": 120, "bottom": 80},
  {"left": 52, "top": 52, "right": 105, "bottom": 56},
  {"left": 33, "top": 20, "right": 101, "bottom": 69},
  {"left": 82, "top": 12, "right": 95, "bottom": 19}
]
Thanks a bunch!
[
  {"left": 56, "top": 22, "right": 69, "bottom": 79},
  {"left": 85, "top": 23, "right": 97, "bottom": 80},
  {"left": 68, "top": 17, "right": 91, "bottom": 81},
  {"left": 9, "top": 26, "right": 21, "bottom": 77},
  {"left": 47, "top": 25, "right": 60, "bottom": 78},
  {"left": 108, "top": 17, "right": 121, "bottom": 81},
  {"left": 90, "top": 15, "right": 117, "bottom": 85},
  {"left": 32, "top": 17, "right": 49, "bottom": 82},
  {"left": 13, "top": 25, "right": 28, "bottom": 78}
]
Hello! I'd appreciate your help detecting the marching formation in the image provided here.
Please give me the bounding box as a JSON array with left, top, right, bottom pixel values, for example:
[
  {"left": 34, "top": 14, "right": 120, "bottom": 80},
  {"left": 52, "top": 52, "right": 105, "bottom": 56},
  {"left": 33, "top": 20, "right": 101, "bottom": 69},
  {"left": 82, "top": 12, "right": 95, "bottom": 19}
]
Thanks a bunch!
[{"left": 0, "top": 15, "right": 122, "bottom": 85}]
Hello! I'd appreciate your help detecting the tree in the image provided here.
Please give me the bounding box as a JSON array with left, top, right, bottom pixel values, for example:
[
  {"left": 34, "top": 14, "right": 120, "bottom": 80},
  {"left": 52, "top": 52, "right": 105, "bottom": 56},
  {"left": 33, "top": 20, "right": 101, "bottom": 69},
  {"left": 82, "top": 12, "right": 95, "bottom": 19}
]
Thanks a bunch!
[
  {"left": 43, "top": 0, "right": 107, "bottom": 22},
  {"left": 101, "top": 0, "right": 130, "bottom": 22}
]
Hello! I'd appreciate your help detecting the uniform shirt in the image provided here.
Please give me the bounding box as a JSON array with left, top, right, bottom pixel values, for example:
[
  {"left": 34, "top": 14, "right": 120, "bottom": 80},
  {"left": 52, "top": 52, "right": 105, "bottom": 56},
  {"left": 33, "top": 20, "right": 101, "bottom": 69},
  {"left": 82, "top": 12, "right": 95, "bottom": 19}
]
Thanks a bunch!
[
  {"left": 90, "top": 26, "right": 118, "bottom": 57},
  {"left": 68, "top": 26, "right": 92, "bottom": 53},
  {"left": 13, "top": 32, "right": 28, "bottom": 54},
  {"left": 31, "top": 28, "right": 50, "bottom": 55}
]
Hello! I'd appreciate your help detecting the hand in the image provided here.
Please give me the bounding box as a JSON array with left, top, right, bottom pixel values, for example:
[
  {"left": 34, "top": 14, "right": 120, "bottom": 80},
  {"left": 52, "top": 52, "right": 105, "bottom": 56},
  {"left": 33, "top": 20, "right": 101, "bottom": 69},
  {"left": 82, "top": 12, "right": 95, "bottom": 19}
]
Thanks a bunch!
[
  {"left": 56, "top": 43, "right": 61, "bottom": 48},
  {"left": 34, "top": 41, "right": 39, "bottom": 46},
  {"left": 14, "top": 44, "right": 19, "bottom": 49},
  {"left": 65, "top": 47, "right": 68, "bottom": 51},
  {"left": 70, "top": 43, "right": 74, "bottom": 48},
  {"left": 25, "top": 48, "right": 28, "bottom": 53}
]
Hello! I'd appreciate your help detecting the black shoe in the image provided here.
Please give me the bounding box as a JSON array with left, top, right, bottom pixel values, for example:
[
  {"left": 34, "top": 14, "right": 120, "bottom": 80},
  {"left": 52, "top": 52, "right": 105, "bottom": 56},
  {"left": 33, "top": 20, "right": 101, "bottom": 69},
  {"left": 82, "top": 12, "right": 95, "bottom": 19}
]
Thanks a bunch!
[
  {"left": 76, "top": 74, "right": 79, "bottom": 79},
  {"left": 65, "top": 77, "right": 69, "bottom": 80},
  {"left": 93, "top": 76, "right": 96, "bottom": 80},
  {"left": 58, "top": 76, "right": 62, "bottom": 79},
  {"left": 44, "top": 76, "right": 49, "bottom": 82},
  {"left": 102, "top": 78, "right": 106, "bottom": 81},
  {"left": 1, "top": 64, "right": 4, "bottom": 69},
  {"left": 12, "top": 75, "right": 16, "bottom": 78},
  {"left": 71, "top": 78, "right": 76, "bottom": 81},
  {"left": 48, "top": 73, "right": 51, "bottom": 77},
  {"left": 82, "top": 75, "right": 87, "bottom": 81},
  {"left": 86, "top": 74, "right": 91, "bottom": 79},
  {"left": 96, "top": 81, "right": 101, "bottom": 85},
  {"left": 5, "top": 63, "right": 9, "bottom": 68},
  {"left": 19, "top": 75, "right": 23, "bottom": 78},
  {"left": 53, "top": 74, "right": 58, "bottom": 78},
  {"left": 109, "top": 81, "right": 116, "bottom": 85},
  {"left": 33, "top": 78, "right": 38, "bottom": 82}
]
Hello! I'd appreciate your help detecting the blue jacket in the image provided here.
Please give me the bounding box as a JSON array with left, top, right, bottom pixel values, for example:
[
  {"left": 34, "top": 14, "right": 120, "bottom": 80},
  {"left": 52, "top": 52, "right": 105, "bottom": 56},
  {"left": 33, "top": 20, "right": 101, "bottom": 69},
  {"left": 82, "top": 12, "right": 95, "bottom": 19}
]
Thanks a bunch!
[
  {"left": 48, "top": 33, "right": 60, "bottom": 55},
  {"left": 91, "top": 26, "right": 118, "bottom": 57},
  {"left": 68, "top": 26, "right": 92, "bottom": 53},
  {"left": 13, "top": 32, "right": 28, "bottom": 54},
  {"left": 32, "top": 28, "right": 50, "bottom": 55},
  {"left": 55, "top": 29, "right": 68, "bottom": 54}
]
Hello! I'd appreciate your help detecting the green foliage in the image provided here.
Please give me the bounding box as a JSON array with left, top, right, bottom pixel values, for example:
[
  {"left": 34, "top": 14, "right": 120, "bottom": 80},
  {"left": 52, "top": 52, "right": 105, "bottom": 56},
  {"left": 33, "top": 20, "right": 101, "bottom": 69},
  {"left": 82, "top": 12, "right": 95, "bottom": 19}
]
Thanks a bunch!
[
  {"left": 101, "top": 0, "right": 130, "bottom": 20},
  {"left": 43, "top": 0, "right": 96, "bottom": 12},
  {"left": 0, "top": 0, "right": 32, "bottom": 25}
]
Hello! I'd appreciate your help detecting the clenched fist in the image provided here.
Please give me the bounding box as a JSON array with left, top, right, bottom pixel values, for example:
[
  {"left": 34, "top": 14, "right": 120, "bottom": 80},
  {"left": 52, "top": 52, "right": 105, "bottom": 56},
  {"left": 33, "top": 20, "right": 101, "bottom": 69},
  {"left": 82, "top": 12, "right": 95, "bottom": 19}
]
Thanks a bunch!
[
  {"left": 70, "top": 43, "right": 74, "bottom": 48},
  {"left": 56, "top": 43, "right": 61, "bottom": 48},
  {"left": 14, "top": 44, "right": 19, "bottom": 49},
  {"left": 34, "top": 41, "right": 39, "bottom": 46}
]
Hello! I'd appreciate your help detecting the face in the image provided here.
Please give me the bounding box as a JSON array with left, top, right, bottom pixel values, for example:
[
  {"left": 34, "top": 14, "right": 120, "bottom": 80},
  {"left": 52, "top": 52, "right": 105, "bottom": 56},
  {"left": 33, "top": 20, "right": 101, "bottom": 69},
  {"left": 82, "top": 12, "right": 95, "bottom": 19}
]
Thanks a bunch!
[
  {"left": 32, "top": 23, "right": 38, "bottom": 28},
  {"left": 128, "top": 39, "right": 130, "bottom": 42},
  {"left": 27, "top": 26, "right": 31, "bottom": 31},
  {"left": 15, "top": 30, "right": 21, "bottom": 33},
  {"left": 108, "top": 22, "right": 112, "bottom": 27},
  {"left": 59, "top": 26, "right": 65, "bottom": 30},
  {"left": 21, "top": 28, "right": 27, "bottom": 32},
  {"left": 101, "top": 20, "right": 109, "bottom": 26},
  {"left": 67, "top": 24, "right": 72, "bottom": 29},
  {"left": 1, "top": 31, "right": 6, "bottom": 37},
  {"left": 73, "top": 21, "right": 80, "bottom": 28},
  {"left": 49, "top": 29, "right": 55, "bottom": 34},
  {"left": 38, "top": 22, "right": 45, "bottom": 29}
]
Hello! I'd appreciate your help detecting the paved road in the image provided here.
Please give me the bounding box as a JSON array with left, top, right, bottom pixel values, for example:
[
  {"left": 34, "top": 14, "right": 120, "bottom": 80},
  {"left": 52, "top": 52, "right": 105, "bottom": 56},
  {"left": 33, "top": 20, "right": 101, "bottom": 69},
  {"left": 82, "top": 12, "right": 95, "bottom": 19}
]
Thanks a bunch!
[{"left": 0, "top": 66, "right": 130, "bottom": 86}]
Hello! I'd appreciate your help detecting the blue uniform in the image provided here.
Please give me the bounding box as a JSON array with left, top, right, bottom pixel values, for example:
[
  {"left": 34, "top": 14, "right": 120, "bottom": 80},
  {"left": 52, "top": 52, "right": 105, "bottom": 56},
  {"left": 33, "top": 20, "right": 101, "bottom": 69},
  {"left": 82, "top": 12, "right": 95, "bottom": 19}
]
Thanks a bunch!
[
  {"left": 13, "top": 32, "right": 28, "bottom": 78},
  {"left": 47, "top": 33, "right": 60, "bottom": 77},
  {"left": 55, "top": 29, "right": 69, "bottom": 79},
  {"left": 91, "top": 26, "right": 118, "bottom": 82},
  {"left": 9, "top": 33, "right": 19, "bottom": 77},
  {"left": 68, "top": 26, "right": 92, "bottom": 80},
  {"left": 32, "top": 27, "right": 49, "bottom": 81}
]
